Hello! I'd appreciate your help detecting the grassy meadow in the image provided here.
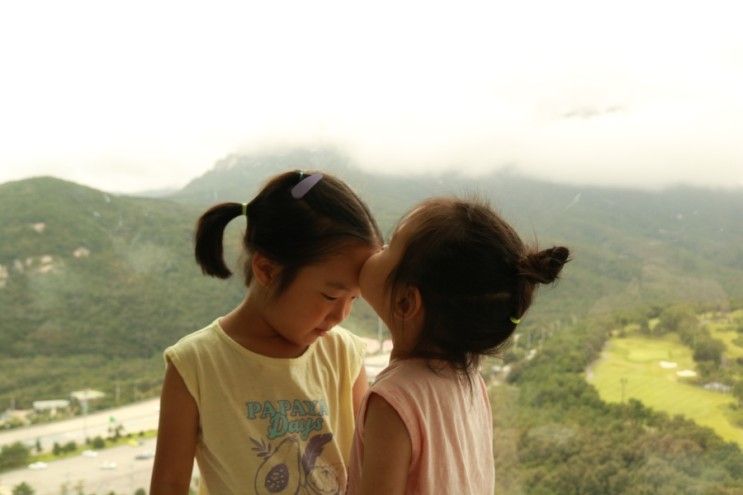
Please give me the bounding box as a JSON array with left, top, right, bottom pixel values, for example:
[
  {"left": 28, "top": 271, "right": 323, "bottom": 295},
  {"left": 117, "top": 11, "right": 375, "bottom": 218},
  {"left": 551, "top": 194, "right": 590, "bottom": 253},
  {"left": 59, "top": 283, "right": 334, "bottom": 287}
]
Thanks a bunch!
[
  {"left": 588, "top": 332, "right": 743, "bottom": 447},
  {"left": 706, "top": 310, "right": 743, "bottom": 360}
]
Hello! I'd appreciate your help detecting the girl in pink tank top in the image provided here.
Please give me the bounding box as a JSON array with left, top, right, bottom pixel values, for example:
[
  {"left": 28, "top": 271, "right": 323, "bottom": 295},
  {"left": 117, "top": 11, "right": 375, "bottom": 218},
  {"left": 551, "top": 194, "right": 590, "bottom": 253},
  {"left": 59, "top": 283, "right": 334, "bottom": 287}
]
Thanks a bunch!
[{"left": 347, "top": 197, "right": 570, "bottom": 494}]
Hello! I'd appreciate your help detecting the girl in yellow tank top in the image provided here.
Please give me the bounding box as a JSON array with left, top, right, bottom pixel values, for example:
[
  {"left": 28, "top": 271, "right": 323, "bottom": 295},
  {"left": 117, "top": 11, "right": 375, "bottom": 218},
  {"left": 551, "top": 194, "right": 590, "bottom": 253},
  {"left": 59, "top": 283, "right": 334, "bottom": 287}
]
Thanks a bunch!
[{"left": 151, "top": 171, "right": 382, "bottom": 494}]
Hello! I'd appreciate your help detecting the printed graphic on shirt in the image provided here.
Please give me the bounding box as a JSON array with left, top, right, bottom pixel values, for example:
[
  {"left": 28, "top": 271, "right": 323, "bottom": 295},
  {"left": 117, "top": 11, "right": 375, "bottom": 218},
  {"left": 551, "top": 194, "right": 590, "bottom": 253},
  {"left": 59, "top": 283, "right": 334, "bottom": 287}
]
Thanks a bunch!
[
  {"left": 248, "top": 399, "right": 342, "bottom": 494},
  {"left": 246, "top": 399, "right": 330, "bottom": 440}
]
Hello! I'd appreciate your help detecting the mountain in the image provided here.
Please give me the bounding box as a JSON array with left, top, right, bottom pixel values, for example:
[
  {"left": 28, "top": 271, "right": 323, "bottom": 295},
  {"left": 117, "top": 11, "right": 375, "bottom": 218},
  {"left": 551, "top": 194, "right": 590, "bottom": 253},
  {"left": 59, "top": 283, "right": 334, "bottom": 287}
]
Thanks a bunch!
[
  {"left": 172, "top": 148, "right": 743, "bottom": 319},
  {"left": 0, "top": 176, "right": 241, "bottom": 359},
  {"left": 1, "top": 152, "right": 741, "bottom": 406}
]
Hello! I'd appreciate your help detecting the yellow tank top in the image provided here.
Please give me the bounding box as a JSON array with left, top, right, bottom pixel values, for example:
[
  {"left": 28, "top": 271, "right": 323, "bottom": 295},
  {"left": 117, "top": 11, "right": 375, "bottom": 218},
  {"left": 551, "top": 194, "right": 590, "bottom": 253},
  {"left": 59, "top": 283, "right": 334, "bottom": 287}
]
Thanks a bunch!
[{"left": 164, "top": 319, "right": 365, "bottom": 495}]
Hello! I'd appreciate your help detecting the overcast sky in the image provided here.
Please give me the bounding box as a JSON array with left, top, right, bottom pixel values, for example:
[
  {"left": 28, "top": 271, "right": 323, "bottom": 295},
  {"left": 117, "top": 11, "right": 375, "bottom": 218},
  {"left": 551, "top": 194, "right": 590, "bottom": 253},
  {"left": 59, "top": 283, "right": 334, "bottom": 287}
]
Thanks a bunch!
[{"left": 1, "top": 0, "right": 741, "bottom": 193}]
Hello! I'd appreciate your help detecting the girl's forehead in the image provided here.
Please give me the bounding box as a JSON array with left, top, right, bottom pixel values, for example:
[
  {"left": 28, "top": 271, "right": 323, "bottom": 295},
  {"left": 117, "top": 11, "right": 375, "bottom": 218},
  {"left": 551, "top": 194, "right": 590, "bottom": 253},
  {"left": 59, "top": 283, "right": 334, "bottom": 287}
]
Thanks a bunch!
[
  {"left": 293, "top": 262, "right": 350, "bottom": 289},
  {"left": 297, "top": 244, "right": 374, "bottom": 277}
]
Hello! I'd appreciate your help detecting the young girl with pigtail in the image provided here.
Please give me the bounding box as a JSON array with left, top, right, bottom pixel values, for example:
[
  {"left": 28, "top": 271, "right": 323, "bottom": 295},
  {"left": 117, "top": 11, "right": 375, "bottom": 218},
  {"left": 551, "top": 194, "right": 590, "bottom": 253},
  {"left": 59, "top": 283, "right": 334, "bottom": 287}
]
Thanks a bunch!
[
  {"left": 151, "top": 171, "right": 382, "bottom": 494},
  {"left": 347, "top": 197, "right": 570, "bottom": 494}
]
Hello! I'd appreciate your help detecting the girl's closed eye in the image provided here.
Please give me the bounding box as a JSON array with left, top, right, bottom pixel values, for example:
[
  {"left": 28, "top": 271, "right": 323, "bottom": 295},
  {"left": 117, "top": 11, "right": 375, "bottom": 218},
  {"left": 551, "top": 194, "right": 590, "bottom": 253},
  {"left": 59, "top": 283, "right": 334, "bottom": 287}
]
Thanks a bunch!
[{"left": 322, "top": 293, "right": 359, "bottom": 302}]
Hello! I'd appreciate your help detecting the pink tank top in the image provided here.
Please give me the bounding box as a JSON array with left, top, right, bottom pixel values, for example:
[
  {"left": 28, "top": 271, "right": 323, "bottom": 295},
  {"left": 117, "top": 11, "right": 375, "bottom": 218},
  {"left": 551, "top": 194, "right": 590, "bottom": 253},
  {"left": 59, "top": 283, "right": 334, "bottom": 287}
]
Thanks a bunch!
[{"left": 347, "top": 358, "right": 494, "bottom": 494}]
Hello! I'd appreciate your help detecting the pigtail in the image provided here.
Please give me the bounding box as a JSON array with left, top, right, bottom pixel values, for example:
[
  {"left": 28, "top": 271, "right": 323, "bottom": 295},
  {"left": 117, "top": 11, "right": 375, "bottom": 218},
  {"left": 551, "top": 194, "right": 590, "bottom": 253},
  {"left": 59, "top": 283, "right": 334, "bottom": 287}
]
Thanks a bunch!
[
  {"left": 511, "top": 246, "right": 570, "bottom": 320},
  {"left": 194, "top": 202, "right": 245, "bottom": 278},
  {"left": 519, "top": 246, "right": 571, "bottom": 285}
]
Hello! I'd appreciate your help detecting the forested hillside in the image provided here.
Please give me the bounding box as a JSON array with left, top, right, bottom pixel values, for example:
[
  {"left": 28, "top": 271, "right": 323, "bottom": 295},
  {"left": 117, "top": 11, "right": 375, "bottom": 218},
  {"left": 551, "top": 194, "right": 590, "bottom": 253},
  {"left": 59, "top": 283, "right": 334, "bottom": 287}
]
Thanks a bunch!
[
  {"left": 1, "top": 149, "right": 741, "bottom": 413},
  {"left": 173, "top": 148, "right": 743, "bottom": 319},
  {"left": 496, "top": 307, "right": 743, "bottom": 494}
]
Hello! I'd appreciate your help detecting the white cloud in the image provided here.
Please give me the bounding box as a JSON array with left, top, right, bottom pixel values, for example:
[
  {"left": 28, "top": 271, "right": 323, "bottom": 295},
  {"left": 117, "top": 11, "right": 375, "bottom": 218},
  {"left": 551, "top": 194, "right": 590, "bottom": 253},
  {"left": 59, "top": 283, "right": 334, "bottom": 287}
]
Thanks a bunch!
[{"left": 0, "top": 0, "right": 741, "bottom": 191}]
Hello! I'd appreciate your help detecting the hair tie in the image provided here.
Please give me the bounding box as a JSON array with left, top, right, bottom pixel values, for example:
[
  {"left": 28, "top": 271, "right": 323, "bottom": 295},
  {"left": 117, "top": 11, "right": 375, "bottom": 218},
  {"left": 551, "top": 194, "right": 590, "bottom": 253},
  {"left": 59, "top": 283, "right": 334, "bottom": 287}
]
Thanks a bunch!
[
  {"left": 509, "top": 316, "right": 521, "bottom": 325},
  {"left": 241, "top": 203, "right": 247, "bottom": 217},
  {"left": 291, "top": 173, "right": 323, "bottom": 199}
]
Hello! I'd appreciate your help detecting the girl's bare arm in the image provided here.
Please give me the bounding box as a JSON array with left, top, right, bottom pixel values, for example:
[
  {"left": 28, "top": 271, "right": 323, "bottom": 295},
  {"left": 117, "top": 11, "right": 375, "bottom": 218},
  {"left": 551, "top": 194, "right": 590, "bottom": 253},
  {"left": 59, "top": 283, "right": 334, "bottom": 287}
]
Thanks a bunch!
[
  {"left": 352, "top": 365, "right": 369, "bottom": 417},
  {"left": 358, "top": 393, "right": 411, "bottom": 495},
  {"left": 150, "top": 362, "right": 199, "bottom": 495}
]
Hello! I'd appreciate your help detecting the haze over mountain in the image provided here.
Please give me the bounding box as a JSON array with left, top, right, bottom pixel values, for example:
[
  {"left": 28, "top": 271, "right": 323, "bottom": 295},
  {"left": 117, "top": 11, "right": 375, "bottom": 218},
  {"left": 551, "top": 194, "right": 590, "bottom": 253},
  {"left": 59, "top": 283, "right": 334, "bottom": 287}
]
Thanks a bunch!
[
  {"left": 172, "top": 148, "right": 743, "bottom": 314},
  {"left": 1, "top": 148, "right": 741, "bottom": 405}
]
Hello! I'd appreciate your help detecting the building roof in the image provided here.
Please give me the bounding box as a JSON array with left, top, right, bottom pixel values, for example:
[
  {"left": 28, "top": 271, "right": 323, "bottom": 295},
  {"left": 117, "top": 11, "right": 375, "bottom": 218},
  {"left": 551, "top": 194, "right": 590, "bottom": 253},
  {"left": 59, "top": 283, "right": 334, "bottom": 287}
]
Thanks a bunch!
[
  {"left": 70, "top": 389, "right": 106, "bottom": 401},
  {"left": 33, "top": 400, "right": 70, "bottom": 410}
]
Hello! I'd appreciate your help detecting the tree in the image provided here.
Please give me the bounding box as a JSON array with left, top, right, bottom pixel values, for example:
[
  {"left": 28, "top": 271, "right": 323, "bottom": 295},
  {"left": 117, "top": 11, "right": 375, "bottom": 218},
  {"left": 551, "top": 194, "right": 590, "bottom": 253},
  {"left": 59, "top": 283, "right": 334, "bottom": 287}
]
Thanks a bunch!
[
  {"left": 693, "top": 338, "right": 725, "bottom": 366},
  {"left": 655, "top": 305, "right": 697, "bottom": 335},
  {"left": 12, "top": 482, "right": 35, "bottom": 495},
  {"left": 0, "top": 442, "right": 31, "bottom": 471},
  {"left": 733, "top": 381, "right": 743, "bottom": 406}
]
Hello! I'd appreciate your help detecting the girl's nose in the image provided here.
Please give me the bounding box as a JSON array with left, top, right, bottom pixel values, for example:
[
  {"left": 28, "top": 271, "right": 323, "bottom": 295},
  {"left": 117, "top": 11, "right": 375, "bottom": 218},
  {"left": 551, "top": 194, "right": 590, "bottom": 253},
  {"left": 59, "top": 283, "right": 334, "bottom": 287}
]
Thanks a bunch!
[
  {"left": 342, "top": 299, "right": 354, "bottom": 320},
  {"left": 328, "top": 299, "right": 352, "bottom": 325}
]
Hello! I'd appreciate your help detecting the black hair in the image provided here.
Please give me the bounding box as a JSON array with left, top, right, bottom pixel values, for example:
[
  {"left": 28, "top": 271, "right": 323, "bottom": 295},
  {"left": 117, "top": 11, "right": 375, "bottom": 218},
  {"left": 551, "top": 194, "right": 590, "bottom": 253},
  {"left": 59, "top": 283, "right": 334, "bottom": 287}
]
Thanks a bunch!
[
  {"left": 194, "top": 170, "right": 382, "bottom": 293},
  {"left": 386, "top": 197, "right": 570, "bottom": 378}
]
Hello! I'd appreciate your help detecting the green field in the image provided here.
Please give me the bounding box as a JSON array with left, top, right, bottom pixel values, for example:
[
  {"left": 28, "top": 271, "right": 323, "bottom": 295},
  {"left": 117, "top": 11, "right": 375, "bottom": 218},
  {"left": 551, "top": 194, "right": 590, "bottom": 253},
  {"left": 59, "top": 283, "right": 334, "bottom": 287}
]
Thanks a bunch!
[
  {"left": 704, "top": 311, "right": 743, "bottom": 361},
  {"left": 588, "top": 334, "right": 743, "bottom": 447},
  {"left": 709, "top": 327, "right": 743, "bottom": 360}
]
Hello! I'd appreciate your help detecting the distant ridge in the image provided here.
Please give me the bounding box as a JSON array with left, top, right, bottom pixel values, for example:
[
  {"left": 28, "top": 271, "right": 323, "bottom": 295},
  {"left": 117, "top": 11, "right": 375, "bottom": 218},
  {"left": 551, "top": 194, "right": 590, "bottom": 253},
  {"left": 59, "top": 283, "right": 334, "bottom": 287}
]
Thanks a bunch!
[
  {"left": 0, "top": 176, "right": 236, "bottom": 359},
  {"left": 171, "top": 147, "right": 743, "bottom": 317},
  {"left": 0, "top": 151, "right": 741, "bottom": 405}
]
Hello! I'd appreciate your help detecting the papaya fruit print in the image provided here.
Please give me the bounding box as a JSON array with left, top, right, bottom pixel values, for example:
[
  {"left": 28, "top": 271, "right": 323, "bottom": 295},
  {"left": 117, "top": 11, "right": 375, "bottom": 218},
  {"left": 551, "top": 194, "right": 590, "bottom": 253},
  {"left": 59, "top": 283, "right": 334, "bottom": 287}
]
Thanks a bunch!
[{"left": 251, "top": 433, "right": 341, "bottom": 495}]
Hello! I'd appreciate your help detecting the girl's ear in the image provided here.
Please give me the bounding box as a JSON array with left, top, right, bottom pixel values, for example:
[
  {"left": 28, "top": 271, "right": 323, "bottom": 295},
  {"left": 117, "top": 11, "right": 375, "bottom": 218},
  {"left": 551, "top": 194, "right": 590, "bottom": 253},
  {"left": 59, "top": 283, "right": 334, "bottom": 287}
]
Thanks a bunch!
[
  {"left": 393, "top": 286, "right": 423, "bottom": 321},
  {"left": 251, "top": 252, "right": 280, "bottom": 288}
]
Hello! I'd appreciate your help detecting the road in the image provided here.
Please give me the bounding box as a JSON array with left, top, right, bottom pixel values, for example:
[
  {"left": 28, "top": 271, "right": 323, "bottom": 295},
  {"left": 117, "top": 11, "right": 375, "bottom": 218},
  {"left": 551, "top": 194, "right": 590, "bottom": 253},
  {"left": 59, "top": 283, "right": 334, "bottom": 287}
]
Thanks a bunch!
[
  {"left": 0, "top": 438, "right": 155, "bottom": 494},
  {"left": 0, "top": 438, "right": 199, "bottom": 495},
  {"left": 0, "top": 398, "right": 160, "bottom": 453}
]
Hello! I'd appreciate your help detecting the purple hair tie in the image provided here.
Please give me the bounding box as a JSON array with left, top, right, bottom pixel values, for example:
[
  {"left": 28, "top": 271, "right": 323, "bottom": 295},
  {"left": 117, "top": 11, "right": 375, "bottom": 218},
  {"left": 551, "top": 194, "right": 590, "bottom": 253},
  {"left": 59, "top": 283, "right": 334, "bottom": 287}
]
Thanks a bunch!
[{"left": 291, "top": 173, "right": 323, "bottom": 199}]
